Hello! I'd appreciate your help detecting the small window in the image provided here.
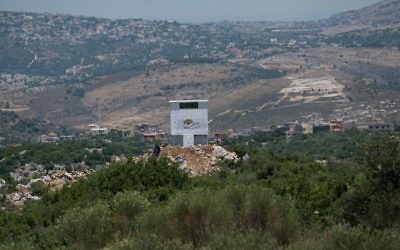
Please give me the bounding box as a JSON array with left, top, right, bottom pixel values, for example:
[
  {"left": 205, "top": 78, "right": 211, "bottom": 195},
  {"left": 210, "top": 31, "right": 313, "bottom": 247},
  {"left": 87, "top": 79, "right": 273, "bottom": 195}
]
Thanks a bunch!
[{"left": 179, "top": 102, "right": 199, "bottom": 109}]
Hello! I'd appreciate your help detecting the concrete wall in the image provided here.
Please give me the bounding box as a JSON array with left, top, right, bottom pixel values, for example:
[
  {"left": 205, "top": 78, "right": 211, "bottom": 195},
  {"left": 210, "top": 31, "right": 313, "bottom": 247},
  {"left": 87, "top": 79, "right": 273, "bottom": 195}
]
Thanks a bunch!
[
  {"left": 170, "top": 102, "right": 208, "bottom": 136},
  {"left": 170, "top": 100, "right": 209, "bottom": 146}
]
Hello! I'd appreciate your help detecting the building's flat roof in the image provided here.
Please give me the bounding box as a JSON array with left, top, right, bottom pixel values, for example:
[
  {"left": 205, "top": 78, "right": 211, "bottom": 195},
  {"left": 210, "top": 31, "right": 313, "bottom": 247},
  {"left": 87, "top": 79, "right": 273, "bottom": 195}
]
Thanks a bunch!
[{"left": 169, "top": 100, "right": 208, "bottom": 103}]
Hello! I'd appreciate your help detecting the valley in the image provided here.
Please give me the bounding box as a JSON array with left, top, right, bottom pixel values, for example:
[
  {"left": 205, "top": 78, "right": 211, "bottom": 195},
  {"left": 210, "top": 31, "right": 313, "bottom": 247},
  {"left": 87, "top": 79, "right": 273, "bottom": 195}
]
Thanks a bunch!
[
  {"left": 0, "top": 0, "right": 400, "bottom": 133},
  {"left": 1, "top": 2, "right": 400, "bottom": 249}
]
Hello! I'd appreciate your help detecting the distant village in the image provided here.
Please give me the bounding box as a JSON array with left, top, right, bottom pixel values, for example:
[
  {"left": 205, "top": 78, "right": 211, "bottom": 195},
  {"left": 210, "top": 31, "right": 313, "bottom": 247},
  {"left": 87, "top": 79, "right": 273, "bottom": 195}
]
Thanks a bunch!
[
  {"left": 37, "top": 117, "right": 396, "bottom": 146},
  {"left": 0, "top": 11, "right": 320, "bottom": 88},
  {"left": 3, "top": 102, "right": 399, "bottom": 208}
]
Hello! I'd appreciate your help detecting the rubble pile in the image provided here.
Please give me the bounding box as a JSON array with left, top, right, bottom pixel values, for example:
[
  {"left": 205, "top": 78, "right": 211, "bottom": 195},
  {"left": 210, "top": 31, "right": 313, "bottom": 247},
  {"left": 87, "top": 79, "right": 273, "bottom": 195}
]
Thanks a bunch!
[
  {"left": 43, "top": 169, "right": 95, "bottom": 191},
  {"left": 159, "top": 145, "right": 238, "bottom": 176},
  {"left": 4, "top": 167, "right": 94, "bottom": 207},
  {"left": 0, "top": 178, "right": 6, "bottom": 189},
  {"left": 2, "top": 145, "right": 238, "bottom": 206},
  {"left": 5, "top": 190, "right": 41, "bottom": 207}
]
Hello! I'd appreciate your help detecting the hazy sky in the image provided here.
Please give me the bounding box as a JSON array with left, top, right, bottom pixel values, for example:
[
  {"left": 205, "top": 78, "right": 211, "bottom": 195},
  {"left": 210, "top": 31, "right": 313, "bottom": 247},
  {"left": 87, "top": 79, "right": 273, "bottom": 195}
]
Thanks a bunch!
[{"left": 0, "top": 0, "right": 381, "bottom": 22}]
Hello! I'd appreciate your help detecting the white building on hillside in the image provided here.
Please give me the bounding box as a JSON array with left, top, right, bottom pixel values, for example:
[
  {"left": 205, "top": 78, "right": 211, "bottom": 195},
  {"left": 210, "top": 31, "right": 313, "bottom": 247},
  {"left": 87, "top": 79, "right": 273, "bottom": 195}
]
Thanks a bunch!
[{"left": 169, "top": 100, "right": 208, "bottom": 147}]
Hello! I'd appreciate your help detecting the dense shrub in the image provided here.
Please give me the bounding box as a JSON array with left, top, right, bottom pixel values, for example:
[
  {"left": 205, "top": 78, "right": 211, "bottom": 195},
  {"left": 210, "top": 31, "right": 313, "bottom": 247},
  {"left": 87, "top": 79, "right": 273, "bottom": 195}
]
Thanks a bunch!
[
  {"left": 205, "top": 231, "right": 278, "bottom": 250},
  {"left": 107, "top": 233, "right": 193, "bottom": 250},
  {"left": 30, "top": 180, "right": 46, "bottom": 196},
  {"left": 289, "top": 225, "right": 400, "bottom": 250},
  {"left": 1, "top": 132, "right": 400, "bottom": 249},
  {"left": 226, "top": 185, "right": 300, "bottom": 245},
  {"left": 111, "top": 191, "right": 151, "bottom": 220},
  {"left": 338, "top": 135, "right": 400, "bottom": 228},
  {"left": 140, "top": 188, "right": 228, "bottom": 247},
  {"left": 0, "top": 240, "right": 35, "bottom": 250},
  {"left": 137, "top": 184, "right": 300, "bottom": 247},
  {"left": 61, "top": 202, "right": 116, "bottom": 249}
]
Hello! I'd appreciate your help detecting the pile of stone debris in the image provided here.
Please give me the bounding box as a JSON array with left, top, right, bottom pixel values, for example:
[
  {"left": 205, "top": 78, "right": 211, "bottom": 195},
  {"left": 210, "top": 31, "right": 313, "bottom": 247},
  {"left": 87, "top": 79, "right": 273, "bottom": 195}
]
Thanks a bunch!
[
  {"left": 2, "top": 145, "right": 241, "bottom": 206},
  {"left": 43, "top": 169, "right": 95, "bottom": 191},
  {"left": 5, "top": 190, "right": 41, "bottom": 207},
  {"left": 4, "top": 167, "right": 94, "bottom": 207},
  {"left": 156, "top": 145, "right": 239, "bottom": 176}
]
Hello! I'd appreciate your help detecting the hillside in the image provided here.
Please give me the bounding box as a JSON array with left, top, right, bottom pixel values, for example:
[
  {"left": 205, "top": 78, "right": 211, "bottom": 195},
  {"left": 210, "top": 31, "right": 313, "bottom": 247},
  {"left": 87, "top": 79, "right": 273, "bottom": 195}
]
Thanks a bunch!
[
  {"left": 329, "top": 0, "right": 400, "bottom": 26},
  {"left": 301, "top": 0, "right": 400, "bottom": 36},
  {"left": 1, "top": 1, "right": 400, "bottom": 131},
  {"left": 0, "top": 111, "right": 71, "bottom": 146},
  {"left": 0, "top": 132, "right": 399, "bottom": 249},
  {"left": 1, "top": 2, "right": 400, "bottom": 248},
  {"left": 303, "top": 0, "right": 400, "bottom": 29}
]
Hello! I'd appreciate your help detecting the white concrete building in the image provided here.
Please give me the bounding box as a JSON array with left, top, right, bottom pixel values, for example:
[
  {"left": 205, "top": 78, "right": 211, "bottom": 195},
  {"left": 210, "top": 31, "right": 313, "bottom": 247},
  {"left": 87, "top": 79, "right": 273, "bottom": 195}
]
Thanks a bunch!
[
  {"left": 169, "top": 100, "right": 208, "bottom": 147},
  {"left": 301, "top": 123, "right": 314, "bottom": 134}
]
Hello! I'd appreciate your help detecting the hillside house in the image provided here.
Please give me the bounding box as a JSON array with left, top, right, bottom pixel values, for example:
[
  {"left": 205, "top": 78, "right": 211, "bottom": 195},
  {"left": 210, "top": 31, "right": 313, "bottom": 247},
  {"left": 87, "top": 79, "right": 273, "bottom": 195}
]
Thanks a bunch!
[
  {"left": 284, "top": 122, "right": 303, "bottom": 139},
  {"left": 88, "top": 124, "right": 109, "bottom": 135},
  {"left": 302, "top": 123, "right": 314, "bottom": 134},
  {"left": 330, "top": 120, "right": 345, "bottom": 132}
]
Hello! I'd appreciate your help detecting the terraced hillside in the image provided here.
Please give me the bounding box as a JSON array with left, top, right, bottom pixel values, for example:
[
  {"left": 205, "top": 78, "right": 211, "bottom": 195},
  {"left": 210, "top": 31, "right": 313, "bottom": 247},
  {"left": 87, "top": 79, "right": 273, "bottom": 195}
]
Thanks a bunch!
[
  {"left": 0, "top": 111, "right": 71, "bottom": 146},
  {"left": 1, "top": 0, "right": 400, "bottom": 132}
]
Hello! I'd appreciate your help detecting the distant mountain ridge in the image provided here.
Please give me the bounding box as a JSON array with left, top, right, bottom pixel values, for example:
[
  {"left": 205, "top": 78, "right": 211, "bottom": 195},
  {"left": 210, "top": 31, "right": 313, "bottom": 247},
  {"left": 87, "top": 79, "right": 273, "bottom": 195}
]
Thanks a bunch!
[
  {"left": 330, "top": 0, "right": 400, "bottom": 25},
  {"left": 299, "top": 0, "right": 400, "bottom": 29},
  {"left": 1, "top": 1, "right": 400, "bottom": 131}
]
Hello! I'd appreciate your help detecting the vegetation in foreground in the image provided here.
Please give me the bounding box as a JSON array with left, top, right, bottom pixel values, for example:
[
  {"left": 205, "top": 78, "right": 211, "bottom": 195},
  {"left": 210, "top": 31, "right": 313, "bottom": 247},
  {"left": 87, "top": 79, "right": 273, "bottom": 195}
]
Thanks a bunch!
[
  {"left": 0, "top": 129, "right": 147, "bottom": 180},
  {"left": 0, "top": 132, "right": 399, "bottom": 249}
]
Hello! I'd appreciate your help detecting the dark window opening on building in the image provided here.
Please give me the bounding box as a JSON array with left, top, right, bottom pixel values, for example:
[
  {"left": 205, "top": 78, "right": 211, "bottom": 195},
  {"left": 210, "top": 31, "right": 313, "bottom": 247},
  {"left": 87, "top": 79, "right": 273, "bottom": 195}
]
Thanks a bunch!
[{"left": 179, "top": 102, "right": 199, "bottom": 109}]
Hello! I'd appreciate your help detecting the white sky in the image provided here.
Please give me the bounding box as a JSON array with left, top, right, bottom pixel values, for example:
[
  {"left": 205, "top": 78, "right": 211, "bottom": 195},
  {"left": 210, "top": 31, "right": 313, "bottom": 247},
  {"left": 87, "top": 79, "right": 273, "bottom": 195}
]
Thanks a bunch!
[{"left": 0, "top": 0, "right": 381, "bottom": 22}]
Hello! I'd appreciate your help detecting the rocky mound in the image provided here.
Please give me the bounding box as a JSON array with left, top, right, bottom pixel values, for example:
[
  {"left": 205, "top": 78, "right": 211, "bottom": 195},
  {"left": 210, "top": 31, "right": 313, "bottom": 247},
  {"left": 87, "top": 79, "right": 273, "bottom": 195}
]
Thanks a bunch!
[
  {"left": 4, "top": 167, "right": 94, "bottom": 207},
  {"left": 159, "top": 145, "right": 238, "bottom": 177}
]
